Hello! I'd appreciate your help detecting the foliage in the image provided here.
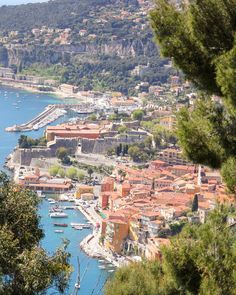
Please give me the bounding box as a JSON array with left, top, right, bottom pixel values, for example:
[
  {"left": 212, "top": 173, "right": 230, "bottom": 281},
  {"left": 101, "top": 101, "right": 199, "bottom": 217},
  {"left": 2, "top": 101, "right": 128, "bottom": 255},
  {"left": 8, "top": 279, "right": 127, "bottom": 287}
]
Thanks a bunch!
[
  {"left": 56, "top": 147, "right": 71, "bottom": 165},
  {"left": 18, "top": 135, "right": 47, "bottom": 149},
  {"left": 66, "top": 167, "right": 78, "bottom": 180},
  {"left": 128, "top": 145, "right": 148, "bottom": 163},
  {"left": 150, "top": 0, "right": 236, "bottom": 192},
  {"left": 105, "top": 206, "right": 236, "bottom": 295},
  {"left": 58, "top": 167, "right": 66, "bottom": 178},
  {"left": 221, "top": 157, "right": 236, "bottom": 194},
  {"left": 105, "top": 260, "right": 163, "bottom": 295},
  {"left": 132, "top": 109, "right": 145, "bottom": 121},
  {"left": 0, "top": 172, "right": 71, "bottom": 294},
  {"left": 77, "top": 170, "right": 85, "bottom": 182},
  {"left": 56, "top": 147, "right": 68, "bottom": 160},
  {"left": 192, "top": 194, "right": 198, "bottom": 212},
  {"left": 49, "top": 165, "right": 60, "bottom": 177},
  {"left": 117, "top": 125, "right": 128, "bottom": 134},
  {"left": 21, "top": 63, "right": 67, "bottom": 81},
  {"left": 87, "top": 167, "right": 94, "bottom": 179}
]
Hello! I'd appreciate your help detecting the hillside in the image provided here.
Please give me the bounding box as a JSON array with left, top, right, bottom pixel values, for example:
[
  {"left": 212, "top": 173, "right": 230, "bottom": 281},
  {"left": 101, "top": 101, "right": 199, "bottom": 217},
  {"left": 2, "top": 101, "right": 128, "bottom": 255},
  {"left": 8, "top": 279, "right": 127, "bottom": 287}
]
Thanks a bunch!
[{"left": 0, "top": 0, "right": 175, "bottom": 94}]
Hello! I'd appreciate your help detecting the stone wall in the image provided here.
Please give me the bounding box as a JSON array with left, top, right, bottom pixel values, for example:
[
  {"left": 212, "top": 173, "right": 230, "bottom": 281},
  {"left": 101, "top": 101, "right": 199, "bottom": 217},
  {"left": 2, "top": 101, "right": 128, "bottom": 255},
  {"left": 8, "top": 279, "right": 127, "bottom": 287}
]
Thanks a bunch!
[
  {"left": 12, "top": 137, "right": 79, "bottom": 166},
  {"left": 81, "top": 134, "right": 147, "bottom": 154}
]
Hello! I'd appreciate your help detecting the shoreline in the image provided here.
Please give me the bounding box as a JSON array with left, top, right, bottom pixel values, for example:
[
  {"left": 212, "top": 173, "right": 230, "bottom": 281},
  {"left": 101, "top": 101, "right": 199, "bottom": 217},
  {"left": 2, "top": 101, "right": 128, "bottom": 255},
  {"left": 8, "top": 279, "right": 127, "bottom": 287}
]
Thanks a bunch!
[
  {"left": 76, "top": 204, "right": 125, "bottom": 268},
  {"left": 0, "top": 79, "right": 83, "bottom": 101}
]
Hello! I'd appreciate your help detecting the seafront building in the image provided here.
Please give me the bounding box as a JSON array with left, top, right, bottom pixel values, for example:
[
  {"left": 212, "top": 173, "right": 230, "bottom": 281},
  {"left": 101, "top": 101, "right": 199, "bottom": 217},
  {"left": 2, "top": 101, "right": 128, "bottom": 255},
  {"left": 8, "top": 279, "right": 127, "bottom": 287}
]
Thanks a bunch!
[{"left": 98, "top": 159, "right": 232, "bottom": 258}]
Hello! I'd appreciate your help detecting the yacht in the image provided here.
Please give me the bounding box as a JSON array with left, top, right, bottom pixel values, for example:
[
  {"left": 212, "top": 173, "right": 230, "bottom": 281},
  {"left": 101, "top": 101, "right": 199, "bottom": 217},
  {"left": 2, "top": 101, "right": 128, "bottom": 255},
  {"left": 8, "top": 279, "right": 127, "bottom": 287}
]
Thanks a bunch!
[
  {"left": 54, "top": 229, "right": 64, "bottom": 233},
  {"left": 50, "top": 212, "right": 68, "bottom": 218}
]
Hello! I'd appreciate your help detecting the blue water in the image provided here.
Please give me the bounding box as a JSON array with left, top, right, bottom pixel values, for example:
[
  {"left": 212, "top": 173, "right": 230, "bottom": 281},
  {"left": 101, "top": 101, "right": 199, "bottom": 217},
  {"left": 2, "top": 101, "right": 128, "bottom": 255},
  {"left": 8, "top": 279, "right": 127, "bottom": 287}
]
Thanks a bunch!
[{"left": 0, "top": 86, "right": 109, "bottom": 294}]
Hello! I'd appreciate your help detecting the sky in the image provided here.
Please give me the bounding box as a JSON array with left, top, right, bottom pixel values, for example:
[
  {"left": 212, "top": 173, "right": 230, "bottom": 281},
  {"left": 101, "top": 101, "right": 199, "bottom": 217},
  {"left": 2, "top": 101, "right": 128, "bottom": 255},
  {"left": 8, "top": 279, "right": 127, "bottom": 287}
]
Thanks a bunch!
[{"left": 0, "top": 0, "right": 47, "bottom": 5}]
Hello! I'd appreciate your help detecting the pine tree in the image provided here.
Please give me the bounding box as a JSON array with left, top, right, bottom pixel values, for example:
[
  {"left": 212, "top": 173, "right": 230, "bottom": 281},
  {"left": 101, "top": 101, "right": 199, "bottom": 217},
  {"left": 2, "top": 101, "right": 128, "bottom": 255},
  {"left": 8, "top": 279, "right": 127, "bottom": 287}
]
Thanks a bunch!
[{"left": 150, "top": 0, "right": 236, "bottom": 193}]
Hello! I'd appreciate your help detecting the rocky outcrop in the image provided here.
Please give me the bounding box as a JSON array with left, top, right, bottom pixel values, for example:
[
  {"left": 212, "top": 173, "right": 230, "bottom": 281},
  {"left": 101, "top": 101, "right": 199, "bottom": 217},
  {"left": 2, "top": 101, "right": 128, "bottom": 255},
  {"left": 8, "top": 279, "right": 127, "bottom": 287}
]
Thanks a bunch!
[{"left": 0, "top": 38, "right": 157, "bottom": 68}]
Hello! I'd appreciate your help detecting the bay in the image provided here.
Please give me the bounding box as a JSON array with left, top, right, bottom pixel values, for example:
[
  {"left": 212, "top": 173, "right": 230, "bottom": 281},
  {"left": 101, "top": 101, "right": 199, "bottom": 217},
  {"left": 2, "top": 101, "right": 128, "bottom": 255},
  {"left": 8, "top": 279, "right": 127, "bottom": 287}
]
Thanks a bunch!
[{"left": 0, "top": 86, "right": 109, "bottom": 295}]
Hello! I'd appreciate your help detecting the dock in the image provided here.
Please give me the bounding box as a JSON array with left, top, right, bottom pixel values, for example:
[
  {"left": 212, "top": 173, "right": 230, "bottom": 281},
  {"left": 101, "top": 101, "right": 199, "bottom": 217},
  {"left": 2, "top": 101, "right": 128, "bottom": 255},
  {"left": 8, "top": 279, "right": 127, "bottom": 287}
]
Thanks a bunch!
[{"left": 5, "top": 104, "right": 95, "bottom": 132}]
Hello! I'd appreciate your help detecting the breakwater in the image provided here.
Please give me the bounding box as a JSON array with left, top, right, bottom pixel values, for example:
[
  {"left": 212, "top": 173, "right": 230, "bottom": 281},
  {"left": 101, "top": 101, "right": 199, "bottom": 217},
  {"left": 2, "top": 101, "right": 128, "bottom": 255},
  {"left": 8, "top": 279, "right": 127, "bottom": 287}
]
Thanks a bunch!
[{"left": 5, "top": 103, "right": 94, "bottom": 132}]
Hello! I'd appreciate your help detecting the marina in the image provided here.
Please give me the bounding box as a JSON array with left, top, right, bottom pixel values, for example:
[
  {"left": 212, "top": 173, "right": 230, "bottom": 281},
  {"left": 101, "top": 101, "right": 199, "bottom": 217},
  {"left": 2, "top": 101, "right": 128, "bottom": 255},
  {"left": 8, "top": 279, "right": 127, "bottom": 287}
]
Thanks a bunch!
[
  {"left": 5, "top": 103, "right": 96, "bottom": 132},
  {"left": 0, "top": 86, "right": 109, "bottom": 294}
]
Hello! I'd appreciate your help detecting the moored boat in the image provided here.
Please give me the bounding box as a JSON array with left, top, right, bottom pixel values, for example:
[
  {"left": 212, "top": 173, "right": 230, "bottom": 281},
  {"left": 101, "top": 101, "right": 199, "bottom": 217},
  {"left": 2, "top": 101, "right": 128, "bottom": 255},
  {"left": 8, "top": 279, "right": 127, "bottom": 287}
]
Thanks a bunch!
[
  {"left": 54, "top": 223, "right": 68, "bottom": 227},
  {"left": 50, "top": 212, "right": 68, "bottom": 218},
  {"left": 54, "top": 229, "right": 64, "bottom": 233}
]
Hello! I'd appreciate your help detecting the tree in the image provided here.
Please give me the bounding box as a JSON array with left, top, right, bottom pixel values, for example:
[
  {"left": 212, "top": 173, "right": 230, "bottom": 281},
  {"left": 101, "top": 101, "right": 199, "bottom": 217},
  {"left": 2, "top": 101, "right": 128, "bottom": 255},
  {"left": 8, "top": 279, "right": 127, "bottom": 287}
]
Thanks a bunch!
[
  {"left": 49, "top": 165, "right": 60, "bottom": 176},
  {"left": 192, "top": 194, "right": 199, "bottom": 212},
  {"left": 105, "top": 206, "right": 236, "bottom": 295},
  {"left": 132, "top": 109, "right": 144, "bottom": 121},
  {"left": 56, "top": 147, "right": 68, "bottom": 160},
  {"left": 221, "top": 157, "right": 236, "bottom": 193},
  {"left": 150, "top": 0, "right": 236, "bottom": 193},
  {"left": 0, "top": 173, "right": 71, "bottom": 294},
  {"left": 118, "top": 125, "right": 127, "bottom": 134},
  {"left": 66, "top": 167, "right": 78, "bottom": 180},
  {"left": 56, "top": 147, "right": 71, "bottom": 165},
  {"left": 58, "top": 167, "right": 66, "bottom": 178},
  {"left": 77, "top": 170, "right": 85, "bottom": 182},
  {"left": 87, "top": 167, "right": 94, "bottom": 180}
]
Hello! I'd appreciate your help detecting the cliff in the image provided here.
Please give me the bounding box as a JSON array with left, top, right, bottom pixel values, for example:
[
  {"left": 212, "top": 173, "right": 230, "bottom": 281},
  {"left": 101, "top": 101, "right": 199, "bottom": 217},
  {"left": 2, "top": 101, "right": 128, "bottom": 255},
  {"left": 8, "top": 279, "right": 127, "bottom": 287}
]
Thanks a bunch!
[{"left": 0, "top": 39, "right": 157, "bottom": 68}]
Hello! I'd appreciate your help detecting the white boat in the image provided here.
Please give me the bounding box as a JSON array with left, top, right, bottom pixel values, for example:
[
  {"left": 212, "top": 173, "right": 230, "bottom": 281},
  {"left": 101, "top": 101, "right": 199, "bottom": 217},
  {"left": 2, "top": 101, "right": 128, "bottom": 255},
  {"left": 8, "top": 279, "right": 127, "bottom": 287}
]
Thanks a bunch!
[
  {"left": 74, "top": 226, "right": 83, "bottom": 230},
  {"left": 36, "top": 191, "right": 46, "bottom": 198},
  {"left": 50, "top": 212, "right": 68, "bottom": 218},
  {"left": 70, "top": 222, "right": 82, "bottom": 227},
  {"left": 108, "top": 269, "right": 115, "bottom": 273},
  {"left": 49, "top": 200, "right": 57, "bottom": 204},
  {"left": 54, "top": 229, "right": 64, "bottom": 233},
  {"left": 47, "top": 198, "right": 55, "bottom": 202},
  {"left": 98, "top": 265, "right": 106, "bottom": 269}
]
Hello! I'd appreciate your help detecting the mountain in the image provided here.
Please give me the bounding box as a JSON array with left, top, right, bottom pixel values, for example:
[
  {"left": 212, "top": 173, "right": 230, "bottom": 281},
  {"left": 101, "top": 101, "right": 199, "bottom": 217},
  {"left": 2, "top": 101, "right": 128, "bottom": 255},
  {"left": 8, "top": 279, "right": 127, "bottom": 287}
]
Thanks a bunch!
[{"left": 0, "top": 0, "right": 175, "bottom": 94}]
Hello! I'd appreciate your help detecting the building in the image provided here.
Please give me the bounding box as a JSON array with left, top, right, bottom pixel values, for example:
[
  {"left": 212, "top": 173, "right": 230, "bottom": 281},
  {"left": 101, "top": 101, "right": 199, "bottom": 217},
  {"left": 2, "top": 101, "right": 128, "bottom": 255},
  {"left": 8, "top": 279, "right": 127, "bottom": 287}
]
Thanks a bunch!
[
  {"left": 104, "top": 218, "right": 129, "bottom": 253},
  {"left": 75, "top": 185, "right": 93, "bottom": 198},
  {"left": 45, "top": 122, "right": 110, "bottom": 141},
  {"left": 158, "top": 148, "right": 188, "bottom": 165}
]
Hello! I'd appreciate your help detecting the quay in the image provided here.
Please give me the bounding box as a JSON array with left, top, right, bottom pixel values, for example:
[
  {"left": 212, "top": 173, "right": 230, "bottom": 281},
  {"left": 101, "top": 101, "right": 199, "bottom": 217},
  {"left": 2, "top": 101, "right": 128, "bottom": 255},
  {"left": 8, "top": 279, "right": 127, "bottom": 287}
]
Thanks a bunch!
[{"left": 5, "top": 103, "right": 94, "bottom": 132}]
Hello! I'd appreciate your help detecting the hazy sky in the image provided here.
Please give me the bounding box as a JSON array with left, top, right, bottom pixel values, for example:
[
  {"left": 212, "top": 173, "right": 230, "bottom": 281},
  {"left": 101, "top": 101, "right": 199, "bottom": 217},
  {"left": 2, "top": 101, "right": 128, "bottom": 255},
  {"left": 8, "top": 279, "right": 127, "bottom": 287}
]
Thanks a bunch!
[{"left": 0, "top": 0, "right": 48, "bottom": 5}]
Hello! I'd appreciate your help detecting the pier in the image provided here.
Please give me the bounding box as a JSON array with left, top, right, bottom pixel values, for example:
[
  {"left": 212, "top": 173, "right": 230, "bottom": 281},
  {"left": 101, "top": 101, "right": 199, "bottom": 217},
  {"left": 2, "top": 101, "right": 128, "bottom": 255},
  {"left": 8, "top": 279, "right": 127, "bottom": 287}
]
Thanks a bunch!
[{"left": 5, "top": 104, "right": 94, "bottom": 132}]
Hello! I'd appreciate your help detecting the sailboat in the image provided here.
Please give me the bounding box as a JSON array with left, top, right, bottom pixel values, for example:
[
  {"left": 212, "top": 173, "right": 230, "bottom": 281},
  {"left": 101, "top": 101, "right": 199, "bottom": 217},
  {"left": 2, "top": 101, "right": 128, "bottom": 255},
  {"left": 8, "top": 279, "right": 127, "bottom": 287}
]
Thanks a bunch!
[{"left": 71, "top": 257, "right": 80, "bottom": 295}]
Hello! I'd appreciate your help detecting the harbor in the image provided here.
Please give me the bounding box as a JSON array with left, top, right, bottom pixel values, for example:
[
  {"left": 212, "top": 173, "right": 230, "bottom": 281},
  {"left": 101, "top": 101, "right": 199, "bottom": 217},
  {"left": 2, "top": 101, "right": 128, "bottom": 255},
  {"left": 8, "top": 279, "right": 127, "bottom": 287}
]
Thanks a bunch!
[
  {"left": 0, "top": 86, "right": 110, "bottom": 294},
  {"left": 5, "top": 103, "right": 96, "bottom": 132}
]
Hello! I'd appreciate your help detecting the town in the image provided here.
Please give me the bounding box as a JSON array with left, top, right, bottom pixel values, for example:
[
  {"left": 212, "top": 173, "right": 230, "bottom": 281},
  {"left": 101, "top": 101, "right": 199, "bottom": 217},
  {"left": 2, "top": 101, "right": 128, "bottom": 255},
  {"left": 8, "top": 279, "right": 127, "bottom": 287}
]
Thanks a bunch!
[{"left": 5, "top": 74, "right": 234, "bottom": 266}]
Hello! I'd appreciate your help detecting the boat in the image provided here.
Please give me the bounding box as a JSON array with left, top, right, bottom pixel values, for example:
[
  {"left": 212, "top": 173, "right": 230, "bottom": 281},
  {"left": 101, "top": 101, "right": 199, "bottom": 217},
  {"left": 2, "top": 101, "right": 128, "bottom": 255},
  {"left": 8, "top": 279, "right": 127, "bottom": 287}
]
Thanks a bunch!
[
  {"left": 36, "top": 191, "right": 46, "bottom": 198},
  {"left": 108, "top": 269, "right": 115, "bottom": 273},
  {"left": 49, "top": 200, "right": 57, "bottom": 204},
  {"left": 54, "top": 229, "right": 64, "bottom": 233},
  {"left": 98, "top": 265, "right": 106, "bottom": 269},
  {"left": 74, "top": 225, "right": 83, "bottom": 230},
  {"left": 47, "top": 198, "right": 55, "bottom": 202},
  {"left": 50, "top": 212, "right": 68, "bottom": 218},
  {"left": 83, "top": 224, "right": 92, "bottom": 229},
  {"left": 70, "top": 222, "right": 82, "bottom": 227},
  {"left": 54, "top": 223, "right": 68, "bottom": 227},
  {"left": 49, "top": 208, "right": 63, "bottom": 213}
]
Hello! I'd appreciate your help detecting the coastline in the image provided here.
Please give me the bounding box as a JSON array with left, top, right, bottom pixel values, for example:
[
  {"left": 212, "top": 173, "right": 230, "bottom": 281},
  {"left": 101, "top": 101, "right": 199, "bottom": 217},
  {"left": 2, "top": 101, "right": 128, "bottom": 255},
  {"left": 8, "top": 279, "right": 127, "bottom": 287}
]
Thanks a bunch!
[
  {"left": 0, "top": 79, "right": 81, "bottom": 100},
  {"left": 76, "top": 204, "right": 125, "bottom": 268}
]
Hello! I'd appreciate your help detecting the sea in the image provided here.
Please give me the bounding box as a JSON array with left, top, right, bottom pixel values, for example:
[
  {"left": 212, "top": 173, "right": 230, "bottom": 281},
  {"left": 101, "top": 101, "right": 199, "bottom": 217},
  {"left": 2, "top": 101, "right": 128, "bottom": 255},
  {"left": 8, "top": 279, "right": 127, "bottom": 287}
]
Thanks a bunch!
[{"left": 0, "top": 86, "right": 110, "bottom": 295}]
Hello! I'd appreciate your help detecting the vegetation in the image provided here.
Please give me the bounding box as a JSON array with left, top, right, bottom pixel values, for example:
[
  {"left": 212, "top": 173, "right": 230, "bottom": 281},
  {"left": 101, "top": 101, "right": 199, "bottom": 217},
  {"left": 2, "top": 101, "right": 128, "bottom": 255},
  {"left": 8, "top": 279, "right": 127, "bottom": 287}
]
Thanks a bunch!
[
  {"left": 132, "top": 109, "right": 145, "bottom": 121},
  {"left": 0, "top": 173, "right": 71, "bottom": 294},
  {"left": 192, "top": 194, "right": 199, "bottom": 212},
  {"left": 56, "top": 147, "right": 71, "bottom": 165},
  {"left": 66, "top": 167, "right": 78, "bottom": 180},
  {"left": 21, "top": 63, "right": 67, "bottom": 81},
  {"left": 49, "top": 165, "right": 60, "bottom": 177},
  {"left": 150, "top": 0, "right": 236, "bottom": 193},
  {"left": 105, "top": 206, "right": 236, "bottom": 295},
  {"left": 18, "top": 135, "right": 47, "bottom": 149}
]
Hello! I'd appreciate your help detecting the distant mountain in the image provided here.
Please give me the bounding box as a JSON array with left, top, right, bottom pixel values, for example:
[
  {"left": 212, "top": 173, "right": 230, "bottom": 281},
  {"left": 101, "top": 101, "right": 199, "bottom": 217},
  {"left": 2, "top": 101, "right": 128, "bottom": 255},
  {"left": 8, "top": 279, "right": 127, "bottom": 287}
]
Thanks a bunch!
[
  {"left": 0, "top": 0, "right": 175, "bottom": 94},
  {"left": 0, "top": 0, "right": 138, "bottom": 32}
]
